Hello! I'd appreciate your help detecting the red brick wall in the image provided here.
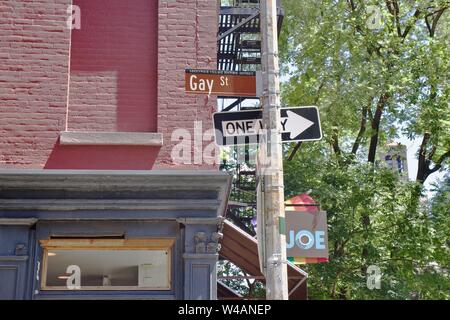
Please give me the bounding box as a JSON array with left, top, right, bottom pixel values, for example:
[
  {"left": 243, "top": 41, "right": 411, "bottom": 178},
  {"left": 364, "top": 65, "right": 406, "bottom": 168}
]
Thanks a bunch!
[
  {"left": 0, "top": 0, "right": 71, "bottom": 168},
  {"left": 156, "top": 0, "right": 218, "bottom": 169},
  {"left": 0, "top": 0, "right": 219, "bottom": 170},
  {"left": 68, "top": 0, "right": 158, "bottom": 132}
]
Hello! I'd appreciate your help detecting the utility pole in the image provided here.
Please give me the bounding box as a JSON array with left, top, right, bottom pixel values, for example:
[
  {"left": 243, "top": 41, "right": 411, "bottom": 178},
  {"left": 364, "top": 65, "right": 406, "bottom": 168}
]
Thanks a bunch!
[{"left": 259, "top": 0, "right": 289, "bottom": 300}]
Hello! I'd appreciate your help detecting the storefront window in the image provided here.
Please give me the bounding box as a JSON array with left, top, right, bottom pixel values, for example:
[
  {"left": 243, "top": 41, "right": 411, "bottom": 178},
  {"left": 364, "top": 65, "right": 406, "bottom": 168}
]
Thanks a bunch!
[{"left": 40, "top": 239, "right": 174, "bottom": 291}]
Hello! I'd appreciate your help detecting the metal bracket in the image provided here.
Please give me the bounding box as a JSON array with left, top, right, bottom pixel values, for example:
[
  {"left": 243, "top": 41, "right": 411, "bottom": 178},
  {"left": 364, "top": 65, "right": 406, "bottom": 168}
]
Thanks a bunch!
[
  {"left": 261, "top": 90, "right": 281, "bottom": 95},
  {"left": 267, "top": 254, "right": 290, "bottom": 266},
  {"left": 288, "top": 276, "right": 307, "bottom": 296},
  {"left": 288, "top": 142, "right": 303, "bottom": 161},
  {"left": 261, "top": 51, "right": 279, "bottom": 57},
  {"left": 15, "top": 243, "right": 27, "bottom": 256},
  {"left": 260, "top": 71, "right": 280, "bottom": 77}
]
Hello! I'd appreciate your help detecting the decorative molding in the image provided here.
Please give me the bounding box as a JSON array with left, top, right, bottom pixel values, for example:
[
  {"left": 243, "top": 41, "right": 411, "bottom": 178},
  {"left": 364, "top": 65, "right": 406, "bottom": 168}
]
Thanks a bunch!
[
  {"left": 0, "top": 264, "right": 20, "bottom": 299},
  {"left": 183, "top": 253, "right": 219, "bottom": 260},
  {"left": 0, "top": 199, "right": 221, "bottom": 211},
  {"left": 0, "top": 169, "right": 231, "bottom": 186},
  {"left": 0, "top": 256, "right": 28, "bottom": 262},
  {"left": 0, "top": 218, "right": 37, "bottom": 225},
  {"left": 15, "top": 244, "right": 27, "bottom": 256},
  {"left": 194, "top": 232, "right": 223, "bottom": 254},
  {"left": 60, "top": 131, "right": 163, "bottom": 146},
  {"left": 177, "top": 217, "right": 225, "bottom": 225},
  {"left": 0, "top": 170, "right": 232, "bottom": 218},
  {"left": 194, "top": 232, "right": 208, "bottom": 253},
  {"left": 208, "top": 232, "right": 223, "bottom": 253}
]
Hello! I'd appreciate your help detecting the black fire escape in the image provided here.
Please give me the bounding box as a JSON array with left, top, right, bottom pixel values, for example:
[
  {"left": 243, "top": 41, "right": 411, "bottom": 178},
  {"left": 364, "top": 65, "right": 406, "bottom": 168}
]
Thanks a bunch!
[{"left": 217, "top": 0, "right": 284, "bottom": 236}]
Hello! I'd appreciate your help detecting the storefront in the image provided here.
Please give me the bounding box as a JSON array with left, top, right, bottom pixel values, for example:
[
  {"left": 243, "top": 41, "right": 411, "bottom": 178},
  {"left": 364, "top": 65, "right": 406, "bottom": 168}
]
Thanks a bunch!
[{"left": 0, "top": 170, "right": 231, "bottom": 299}]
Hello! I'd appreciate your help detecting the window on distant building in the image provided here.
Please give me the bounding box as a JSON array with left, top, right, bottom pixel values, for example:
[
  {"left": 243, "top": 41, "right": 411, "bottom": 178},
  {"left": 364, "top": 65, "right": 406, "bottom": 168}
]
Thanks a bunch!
[
  {"left": 396, "top": 155, "right": 404, "bottom": 174},
  {"left": 385, "top": 155, "right": 394, "bottom": 169}
]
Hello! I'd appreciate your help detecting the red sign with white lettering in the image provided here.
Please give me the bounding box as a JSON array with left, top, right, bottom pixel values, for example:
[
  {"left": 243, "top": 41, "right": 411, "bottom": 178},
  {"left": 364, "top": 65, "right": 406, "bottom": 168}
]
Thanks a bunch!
[{"left": 185, "top": 69, "right": 257, "bottom": 97}]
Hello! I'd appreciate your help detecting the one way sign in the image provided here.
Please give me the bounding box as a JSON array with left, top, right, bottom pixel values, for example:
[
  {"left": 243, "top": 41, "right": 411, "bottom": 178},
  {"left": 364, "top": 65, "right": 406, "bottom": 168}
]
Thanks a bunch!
[{"left": 213, "top": 106, "right": 322, "bottom": 146}]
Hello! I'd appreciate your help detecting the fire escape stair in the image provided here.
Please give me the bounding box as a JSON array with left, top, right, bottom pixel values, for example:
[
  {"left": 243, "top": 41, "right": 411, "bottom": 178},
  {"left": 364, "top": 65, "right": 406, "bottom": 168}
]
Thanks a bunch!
[
  {"left": 219, "top": 220, "right": 308, "bottom": 300},
  {"left": 217, "top": 1, "right": 308, "bottom": 300}
]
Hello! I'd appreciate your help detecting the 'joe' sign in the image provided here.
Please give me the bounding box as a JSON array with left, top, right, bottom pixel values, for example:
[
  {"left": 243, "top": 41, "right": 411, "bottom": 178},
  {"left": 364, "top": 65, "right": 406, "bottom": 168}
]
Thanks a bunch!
[{"left": 286, "top": 210, "right": 329, "bottom": 260}]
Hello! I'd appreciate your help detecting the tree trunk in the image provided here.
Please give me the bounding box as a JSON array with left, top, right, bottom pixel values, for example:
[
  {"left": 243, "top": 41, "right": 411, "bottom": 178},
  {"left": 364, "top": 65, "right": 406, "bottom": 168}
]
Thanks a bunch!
[
  {"left": 352, "top": 102, "right": 370, "bottom": 155},
  {"left": 332, "top": 130, "right": 341, "bottom": 156},
  {"left": 368, "top": 93, "right": 389, "bottom": 163},
  {"left": 416, "top": 133, "right": 431, "bottom": 183}
]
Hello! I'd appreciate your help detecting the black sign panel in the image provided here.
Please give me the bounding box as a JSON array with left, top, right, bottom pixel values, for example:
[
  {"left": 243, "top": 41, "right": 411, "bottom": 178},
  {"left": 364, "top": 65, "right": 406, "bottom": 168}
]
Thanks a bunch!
[{"left": 213, "top": 106, "right": 322, "bottom": 146}]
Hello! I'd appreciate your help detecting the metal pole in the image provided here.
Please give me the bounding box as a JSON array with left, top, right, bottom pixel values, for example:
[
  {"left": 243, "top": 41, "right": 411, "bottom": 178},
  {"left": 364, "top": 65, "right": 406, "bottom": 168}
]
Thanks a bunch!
[{"left": 259, "top": 0, "right": 289, "bottom": 300}]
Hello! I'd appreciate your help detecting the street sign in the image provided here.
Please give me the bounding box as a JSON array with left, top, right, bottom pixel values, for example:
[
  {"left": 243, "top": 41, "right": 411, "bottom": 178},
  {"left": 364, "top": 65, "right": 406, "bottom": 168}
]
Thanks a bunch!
[
  {"left": 213, "top": 106, "right": 322, "bottom": 146},
  {"left": 286, "top": 210, "right": 329, "bottom": 261},
  {"left": 185, "top": 69, "right": 259, "bottom": 97}
]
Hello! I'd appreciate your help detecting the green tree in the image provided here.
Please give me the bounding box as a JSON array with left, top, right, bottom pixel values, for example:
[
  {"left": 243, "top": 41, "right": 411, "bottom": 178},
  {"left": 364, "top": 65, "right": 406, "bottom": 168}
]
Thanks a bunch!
[
  {"left": 284, "top": 148, "right": 449, "bottom": 299},
  {"left": 280, "top": 0, "right": 449, "bottom": 299},
  {"left": 280, "top": 0, "right": 449, "bottom": 177}
]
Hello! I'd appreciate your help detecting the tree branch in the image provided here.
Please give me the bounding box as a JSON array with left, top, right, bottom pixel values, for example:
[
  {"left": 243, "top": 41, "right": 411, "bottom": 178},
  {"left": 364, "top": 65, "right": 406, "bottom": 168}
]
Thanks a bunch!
[
  {"left": 416, "top": 133, "right": 431, "bottom": 183},
  {"left": 402, "top": 9, "right": 421, "bottom": 39},
  {"left": 367, "top": 104, "right": 374, "bottom": 122},
  {"left": 347, "top": 0, "right": 356, "bottom": 12},
  {"left": 425, "top": 15, "right": 432, "bottom": 35},
  {"left": 430, "top": 7, "right": 447, "bottom": 37},
  {"left": 429, "top": 149, "right": 450, "bottom": 175},
  {"left": 393, "top": 0, "right": 402, "bottom": 36},
  {"left": 428, "top": 145, "right": 437, "bottom": 160},
  {"left": 368, "top": 93, "right": 389, "bottom": 163},
  {"left": 348, "top": 0, "right": 356, "bottom": 11},
  {"left": 332, "top": 130, "right": 341, "bottom": 156},
  {"left": 423, "top": 6, "right": 448, "bottom": 37},
  {"left": 314, "top": 81, "right": 325, "bottom": 105},
  {"left": 385, "top": 0, "right": 402, "bottom": 37},
  {"left": 351, "top": 105, "right": 369, "bottom": 155},
  {"left": 347, "top": 0, "right": 365, "bottom": 36}
]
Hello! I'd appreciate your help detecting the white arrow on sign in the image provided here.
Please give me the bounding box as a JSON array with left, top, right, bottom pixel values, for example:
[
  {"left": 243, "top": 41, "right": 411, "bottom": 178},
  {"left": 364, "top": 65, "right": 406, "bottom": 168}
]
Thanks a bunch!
[
  {"left": 220, "top": 110, "right": 315, "bottom": 139},
  {"left": 214, "top": 106, "right": 322, "bottom": 146},
  {"left": 282, "top": 111, "right": 314, "bottom": 139}
]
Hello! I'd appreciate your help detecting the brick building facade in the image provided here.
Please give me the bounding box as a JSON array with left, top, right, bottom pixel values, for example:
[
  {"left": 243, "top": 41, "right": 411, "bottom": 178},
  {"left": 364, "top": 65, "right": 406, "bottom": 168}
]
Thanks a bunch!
[
  {"left": 0, "top": 0, "right": 218, "bottom": 170},
  {"left": 0, "top": 0, "right": 231, "bottom": 300}
]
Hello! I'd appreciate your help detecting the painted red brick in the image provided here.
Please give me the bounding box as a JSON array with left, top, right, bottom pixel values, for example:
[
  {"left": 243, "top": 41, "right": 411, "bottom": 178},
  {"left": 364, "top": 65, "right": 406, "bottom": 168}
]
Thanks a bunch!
[
  {"left": 68, "top": 0, "right": 158, "bottom": 133},
  {"left": 155, "top": 0, "right": 218, "bottom": 169},
  {"left": 0, "top": 0, "right": 71, "bottom": 168},
  {"left": 0, "top": 0, "right": 219, "bottom": 170}
]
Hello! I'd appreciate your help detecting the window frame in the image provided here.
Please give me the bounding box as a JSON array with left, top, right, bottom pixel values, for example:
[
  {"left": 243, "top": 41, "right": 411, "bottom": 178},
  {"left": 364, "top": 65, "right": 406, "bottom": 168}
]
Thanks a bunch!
[{"left": 39, "top": 238, "right": 175, "bottom": 291}]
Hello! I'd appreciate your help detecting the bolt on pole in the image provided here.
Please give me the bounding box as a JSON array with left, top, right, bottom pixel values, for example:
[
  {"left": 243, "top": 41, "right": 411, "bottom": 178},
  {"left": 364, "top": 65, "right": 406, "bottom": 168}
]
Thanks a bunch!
[{"left": 259, "top": 0, "right": 289, "bottom": 300}]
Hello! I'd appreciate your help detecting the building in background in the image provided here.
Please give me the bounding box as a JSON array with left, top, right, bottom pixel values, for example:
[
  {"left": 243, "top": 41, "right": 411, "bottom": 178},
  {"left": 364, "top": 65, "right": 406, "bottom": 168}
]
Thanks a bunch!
[{"left": 378, "top": 142, "right": 409, "bottom": 181}]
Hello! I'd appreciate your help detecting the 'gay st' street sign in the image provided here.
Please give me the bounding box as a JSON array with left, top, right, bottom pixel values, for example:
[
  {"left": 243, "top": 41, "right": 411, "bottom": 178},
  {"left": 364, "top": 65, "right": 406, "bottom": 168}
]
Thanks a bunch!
[
  {"left": 213, "top": 106, "right": 322, "bottom": 146},
  {"left": 185, "top": 69, "right": 259, "bottom": 97}
]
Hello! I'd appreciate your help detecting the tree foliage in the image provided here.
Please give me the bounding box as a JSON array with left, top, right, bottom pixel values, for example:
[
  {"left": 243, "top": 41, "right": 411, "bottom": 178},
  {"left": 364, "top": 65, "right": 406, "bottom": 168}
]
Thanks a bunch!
[
  {"left": 284, "top": 146, "right": 449, "bottom": 299},
  {"left": 280, "top": 0, "right": 449, "bottom": 178},
  {"left": 279, "top": 0, "right": 449, "bottom": 299}
]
